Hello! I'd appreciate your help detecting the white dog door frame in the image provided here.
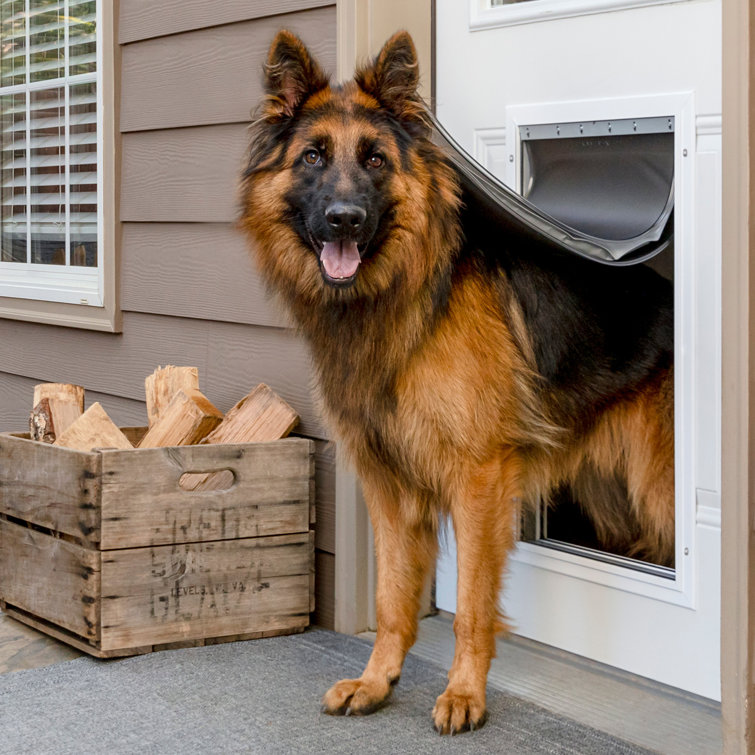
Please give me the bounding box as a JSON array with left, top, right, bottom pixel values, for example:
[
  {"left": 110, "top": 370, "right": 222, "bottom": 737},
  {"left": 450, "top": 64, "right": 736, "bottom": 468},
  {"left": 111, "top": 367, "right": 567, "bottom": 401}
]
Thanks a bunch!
[{"left": 497, "top": 92, "right": 696, "bottom": 608}]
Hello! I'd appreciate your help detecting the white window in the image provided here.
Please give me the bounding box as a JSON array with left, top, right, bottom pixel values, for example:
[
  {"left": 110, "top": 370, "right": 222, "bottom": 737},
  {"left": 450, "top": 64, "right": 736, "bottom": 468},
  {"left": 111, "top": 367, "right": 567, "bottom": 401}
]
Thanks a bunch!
[{"left": 0, "top": 0, "right": 116, "bottom": 329}]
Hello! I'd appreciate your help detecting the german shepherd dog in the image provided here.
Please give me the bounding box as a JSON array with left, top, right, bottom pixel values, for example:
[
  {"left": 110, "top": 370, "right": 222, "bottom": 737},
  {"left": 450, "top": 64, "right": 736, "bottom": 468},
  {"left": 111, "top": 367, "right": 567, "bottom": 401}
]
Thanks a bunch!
[{"left": 241, "top": 30, "right": 674, "bottom": 734}]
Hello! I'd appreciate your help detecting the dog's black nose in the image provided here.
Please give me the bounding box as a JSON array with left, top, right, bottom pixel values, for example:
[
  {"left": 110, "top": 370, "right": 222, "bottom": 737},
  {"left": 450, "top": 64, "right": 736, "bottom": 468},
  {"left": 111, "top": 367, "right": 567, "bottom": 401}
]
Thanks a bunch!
[{"left": 325, "top": 203, "right": 366, "bottom": 231}]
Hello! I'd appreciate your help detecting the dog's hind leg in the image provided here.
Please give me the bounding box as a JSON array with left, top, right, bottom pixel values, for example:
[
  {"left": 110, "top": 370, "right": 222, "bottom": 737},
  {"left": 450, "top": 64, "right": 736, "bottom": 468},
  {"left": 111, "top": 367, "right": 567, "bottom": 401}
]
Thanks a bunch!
[
  {"left": 432, "top": 449, "right": 521, "bottom": 735},
  {"left": 583, "top": 368, "right": 675, "bottom": 565},
  {"left": 624, "top": 369, "right": 675, "bottom": 565},
  {"left": 321, "top": 473, "right": 438, "bottom": 717}
]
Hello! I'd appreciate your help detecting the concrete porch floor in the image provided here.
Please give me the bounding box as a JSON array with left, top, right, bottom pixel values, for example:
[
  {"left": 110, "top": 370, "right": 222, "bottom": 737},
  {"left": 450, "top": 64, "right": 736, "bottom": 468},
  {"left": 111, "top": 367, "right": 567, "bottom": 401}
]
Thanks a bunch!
[
  {"left": 1, "top": 608, "right": 722, "bottom": 753},
  {"left": 367, "top": 612, "right": 723, "bottom": 755}
]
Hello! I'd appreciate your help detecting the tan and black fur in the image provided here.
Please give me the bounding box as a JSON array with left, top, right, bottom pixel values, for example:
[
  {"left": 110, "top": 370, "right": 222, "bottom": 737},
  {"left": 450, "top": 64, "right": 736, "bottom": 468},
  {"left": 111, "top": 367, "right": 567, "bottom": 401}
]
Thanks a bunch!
[{"left": 240, "top": 30, "right": 674, "bottom": 734}]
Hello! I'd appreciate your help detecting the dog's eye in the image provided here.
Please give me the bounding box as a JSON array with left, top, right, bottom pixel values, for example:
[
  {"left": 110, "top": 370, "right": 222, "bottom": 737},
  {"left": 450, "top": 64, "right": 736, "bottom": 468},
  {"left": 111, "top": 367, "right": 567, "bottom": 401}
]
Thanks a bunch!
[
  {"left": 303, "top": 149, "right": 321, "bottom": 166},
  {"left": 367, "top": 153, "right": 384, "bottom": 169}
]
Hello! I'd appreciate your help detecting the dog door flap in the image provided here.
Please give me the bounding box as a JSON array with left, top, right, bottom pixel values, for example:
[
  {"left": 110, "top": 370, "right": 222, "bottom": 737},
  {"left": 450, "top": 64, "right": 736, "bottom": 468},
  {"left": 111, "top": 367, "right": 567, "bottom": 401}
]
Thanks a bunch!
[
  {"left": 431, "top": 113, "right": 675, "bottom": 266},
  {"left": 521, "top": 118, "right": 674, "bottom": 258}
]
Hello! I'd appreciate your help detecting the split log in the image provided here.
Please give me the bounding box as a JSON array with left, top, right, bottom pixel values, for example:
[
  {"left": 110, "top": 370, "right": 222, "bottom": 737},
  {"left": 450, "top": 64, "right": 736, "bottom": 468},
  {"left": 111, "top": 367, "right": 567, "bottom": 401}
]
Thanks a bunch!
[
  {"left": 32, "top": 383, "right": 84, "bottom": 441},
  {"left": 137, "top": 388, "right": 223, "bottom": 448},
  {"left": 180, "top": 384, "right": 299, "bottom": 492},
  {"left": 29, "top": 398, "right": 56, "bottom": 443},
  {"left": 144, "top": 366, "right": 199, "bottom": 427},
  {"left": 53, "top": 402, "right": 133, "bottom": 452}
]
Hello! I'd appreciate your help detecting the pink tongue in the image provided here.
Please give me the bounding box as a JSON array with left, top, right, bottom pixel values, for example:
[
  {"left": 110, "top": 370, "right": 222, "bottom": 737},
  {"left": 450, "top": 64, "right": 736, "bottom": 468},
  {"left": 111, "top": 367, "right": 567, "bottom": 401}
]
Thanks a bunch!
[{"left": 320, "top": 241, "right": 360, "bottom": 279}]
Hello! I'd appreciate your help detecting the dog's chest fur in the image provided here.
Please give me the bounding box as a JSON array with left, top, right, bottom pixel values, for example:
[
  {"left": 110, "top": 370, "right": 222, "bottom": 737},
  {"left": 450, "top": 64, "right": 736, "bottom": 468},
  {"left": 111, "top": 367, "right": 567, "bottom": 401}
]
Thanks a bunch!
[{"left": 306, "top": 271, "right": 548, "bottom": 497}]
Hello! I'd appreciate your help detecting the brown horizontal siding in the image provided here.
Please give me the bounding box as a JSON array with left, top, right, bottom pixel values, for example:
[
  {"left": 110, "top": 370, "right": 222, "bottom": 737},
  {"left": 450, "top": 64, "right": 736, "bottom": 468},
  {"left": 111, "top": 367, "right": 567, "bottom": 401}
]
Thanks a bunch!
[
  {"left": 119, "top": 0, "right": 334, "bottom": 44},
  {"left": 120, "top": 223, "right": 289, "bottom": 328},
  {"left": 0, "top": 372, "right": 147, "bottom": 432},
  {"left": 121, "top": 125, "right": 246, "bottom": 223},
  {"left": 120, "top": 7, "right": 337, "bottom": 132},
  {"left": 0, "top": 312, "right": 326, "bottom": 439}
]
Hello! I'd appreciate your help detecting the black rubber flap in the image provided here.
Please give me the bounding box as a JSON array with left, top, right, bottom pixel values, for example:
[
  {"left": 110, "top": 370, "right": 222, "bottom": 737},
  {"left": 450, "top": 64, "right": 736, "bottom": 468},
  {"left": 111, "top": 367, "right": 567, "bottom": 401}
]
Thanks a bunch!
[{"left": 430, "top": 113, "right": 674, "bottom": 266}]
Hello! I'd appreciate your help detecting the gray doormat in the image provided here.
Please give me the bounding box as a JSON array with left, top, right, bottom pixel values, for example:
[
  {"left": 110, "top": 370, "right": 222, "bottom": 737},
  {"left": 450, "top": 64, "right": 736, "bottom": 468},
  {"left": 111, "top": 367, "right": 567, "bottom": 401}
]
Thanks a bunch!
[{"left": 0, "top": 628, "right": 653, "bottom": 754}]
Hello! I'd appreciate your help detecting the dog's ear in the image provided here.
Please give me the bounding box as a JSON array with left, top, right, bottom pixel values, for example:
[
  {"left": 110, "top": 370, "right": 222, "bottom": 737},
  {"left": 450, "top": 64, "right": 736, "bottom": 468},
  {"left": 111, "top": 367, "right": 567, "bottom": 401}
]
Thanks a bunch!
[
  {"left": 263, "top": 30, "right": 329, "bottom": 120},
  {"left": 355, "top": 31, "right": 427, "bottom": 134}
]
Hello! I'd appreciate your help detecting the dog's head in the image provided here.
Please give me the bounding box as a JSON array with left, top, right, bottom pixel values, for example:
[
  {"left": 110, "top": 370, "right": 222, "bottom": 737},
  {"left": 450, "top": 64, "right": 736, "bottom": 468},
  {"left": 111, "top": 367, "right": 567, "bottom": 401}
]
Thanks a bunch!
[{"left": 241, "top": 30, "right": 460, "bottom": 305}]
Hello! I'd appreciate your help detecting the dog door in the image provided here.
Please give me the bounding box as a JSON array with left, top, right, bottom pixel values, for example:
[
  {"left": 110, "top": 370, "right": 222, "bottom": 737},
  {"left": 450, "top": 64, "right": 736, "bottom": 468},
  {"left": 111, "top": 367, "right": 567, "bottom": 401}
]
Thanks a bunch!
[
  {"left": 516, "top": 116, "right": 676, "bottom": 574},
  {"left": 519, "top": 116, "right": 675, "bottom": 255}
]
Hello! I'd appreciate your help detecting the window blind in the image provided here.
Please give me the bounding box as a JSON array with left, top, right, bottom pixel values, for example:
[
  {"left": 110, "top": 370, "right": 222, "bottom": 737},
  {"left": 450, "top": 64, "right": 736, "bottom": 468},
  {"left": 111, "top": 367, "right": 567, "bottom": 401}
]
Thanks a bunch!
[{"left": 0, "top": 0, "right": 98, "bottom": 269}]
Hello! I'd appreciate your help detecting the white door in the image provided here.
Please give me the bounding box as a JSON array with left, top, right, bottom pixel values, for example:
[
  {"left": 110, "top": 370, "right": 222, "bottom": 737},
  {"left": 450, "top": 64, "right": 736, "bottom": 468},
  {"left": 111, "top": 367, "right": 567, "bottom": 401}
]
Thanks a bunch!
[{"left": 434, "top": 0, "right": 722, "bottom": 700}]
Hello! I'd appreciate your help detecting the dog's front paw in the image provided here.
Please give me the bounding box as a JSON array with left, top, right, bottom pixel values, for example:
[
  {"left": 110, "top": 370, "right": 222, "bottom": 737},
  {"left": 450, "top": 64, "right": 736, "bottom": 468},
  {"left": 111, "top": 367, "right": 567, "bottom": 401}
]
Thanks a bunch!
[
  {"left": 432, "top": 689, "right": 488, "bottom": 735},
  {"left": 321, "top": 677, "right": 393, "bottom": 716}
]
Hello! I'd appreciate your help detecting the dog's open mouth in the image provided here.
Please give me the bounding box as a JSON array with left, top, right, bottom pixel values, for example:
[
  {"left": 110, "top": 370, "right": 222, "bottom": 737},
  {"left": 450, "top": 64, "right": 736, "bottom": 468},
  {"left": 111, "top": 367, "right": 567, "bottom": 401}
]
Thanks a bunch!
[{"left": 318, "top": 240, "right": 362, "bottom": 286}]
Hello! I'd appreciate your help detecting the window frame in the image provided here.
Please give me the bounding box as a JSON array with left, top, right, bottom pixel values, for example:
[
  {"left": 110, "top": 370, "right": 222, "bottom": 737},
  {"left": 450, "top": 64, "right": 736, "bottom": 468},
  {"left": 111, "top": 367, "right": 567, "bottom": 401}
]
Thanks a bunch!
[
  {"left": 0, "top": 0, "right": 120, "bottom": 332},
  {"left": 470, "top": 0, "right": 693, "bottom": 30}
]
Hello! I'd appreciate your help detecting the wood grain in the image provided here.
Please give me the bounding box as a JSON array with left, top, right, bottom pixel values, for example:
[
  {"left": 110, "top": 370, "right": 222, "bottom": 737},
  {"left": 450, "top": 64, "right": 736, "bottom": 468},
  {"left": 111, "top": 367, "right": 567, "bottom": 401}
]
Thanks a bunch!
[
  {"left": 99, "top": 532, "right": 312, "bottom": 650},
  {"left": 98, "top": 438, "right": 313, "bottom": 549},
  {"left": 120, "top": 125, "right": 247, "bottom": 223},
  {"left": 32, "top": 383, "right": 85, "bottom": 438},
  {"left": 0, "top": 519, "right": 101, "bottom": 640},
  {"left": 53, "top": 403, "right": 134, "bottom": 452},
  {"left": 137, "top": 389, "right": 223, "bottom": 448},
  {"left": 120, "top": 8, "right": 336, "bottom": 132},
  {"left": 314, "top": 550, "right": 335, "bottom": 629},
  {"left": 314, "top": 440, "right": 335, "bottom": 554},
  {"left": 119, "top": 0, "right": 334, "bottom": 44},
  {"left": 120, "top": 223, "right": 290, "bottom": 329},
  {"left": 144, "top": 365, "right": 200, "bottom": 427},
  {"left": 0, "top": 432, "right": 101, "bottom": 543}
]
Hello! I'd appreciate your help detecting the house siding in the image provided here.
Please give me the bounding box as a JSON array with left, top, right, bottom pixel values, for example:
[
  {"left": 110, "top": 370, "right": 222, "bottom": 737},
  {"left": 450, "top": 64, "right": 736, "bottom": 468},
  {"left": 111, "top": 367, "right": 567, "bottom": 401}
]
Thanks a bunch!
[{"left": 0, "top": 2, "right": 337, "bottom": 628}]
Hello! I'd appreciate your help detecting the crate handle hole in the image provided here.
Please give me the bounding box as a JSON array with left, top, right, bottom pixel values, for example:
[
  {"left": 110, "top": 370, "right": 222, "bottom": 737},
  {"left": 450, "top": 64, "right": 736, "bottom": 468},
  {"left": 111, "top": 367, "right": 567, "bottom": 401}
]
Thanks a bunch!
[{"left": 178, "top": 469, "right": 236, "bottom": 492}]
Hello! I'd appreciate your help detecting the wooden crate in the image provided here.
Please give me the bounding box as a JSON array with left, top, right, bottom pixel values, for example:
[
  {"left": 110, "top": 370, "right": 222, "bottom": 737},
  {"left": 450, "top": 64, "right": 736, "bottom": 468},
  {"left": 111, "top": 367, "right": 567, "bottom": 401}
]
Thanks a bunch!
[{"left": 0, "top": 430, "right": 315, "bottom": 657}]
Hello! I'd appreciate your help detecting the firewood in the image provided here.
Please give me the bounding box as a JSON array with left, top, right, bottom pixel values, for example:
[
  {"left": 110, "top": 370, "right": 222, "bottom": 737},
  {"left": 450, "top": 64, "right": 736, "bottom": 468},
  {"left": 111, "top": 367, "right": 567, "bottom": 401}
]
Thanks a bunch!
[
  {"left": 180, "top": 384, "right": 299, "bottom": 491},
  {"left": 144, "top": 366, "right": 199, "bottom": 427},
  {"left": 29, "top": 398, "right": 56, "bottom": 443},
  {"left": 53, "top": 402, "right": 133, "bottom": 452},
  {"left": 137, "top": 388, "right": 223, "bottom": 448},
  {"left": 32, "top": 383, "right": 84, "bottom": 440}
]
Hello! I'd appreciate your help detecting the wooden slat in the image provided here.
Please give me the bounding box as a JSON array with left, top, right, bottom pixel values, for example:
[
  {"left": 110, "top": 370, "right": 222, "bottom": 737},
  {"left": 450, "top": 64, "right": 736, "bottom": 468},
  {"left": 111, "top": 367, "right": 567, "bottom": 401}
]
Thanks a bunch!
[
  {"left": 119, "top": 0, "right": 334, "bottom": 44},
  {"left": 314, "top": 550, "right": 335, "bottom": 629},
  {"left": 98, "top": 438, "right": 313, "bottom": 549},
  {"left": 120, "top": 125, "right": 246, "bottom": 223},
  {"left": 0, "top": 312, "right": 326, "bottom": 438},
  {"left": 121, "top": 8, "right": 336, "bottom": 132},
  {"left": 0, "top": 433, "right": 101, "bottom": 543},
  {"left": 314, "top": 440, "right": 335, "bottom": 554},
  {"left": 99, "top": 532, "right": 311, "bottom": 650},
  {"left": 120, "top": 223, "right": 290, "bottom": 329},
  {"left": 0, "top": 519, "right": 101, "bottom": 640}
]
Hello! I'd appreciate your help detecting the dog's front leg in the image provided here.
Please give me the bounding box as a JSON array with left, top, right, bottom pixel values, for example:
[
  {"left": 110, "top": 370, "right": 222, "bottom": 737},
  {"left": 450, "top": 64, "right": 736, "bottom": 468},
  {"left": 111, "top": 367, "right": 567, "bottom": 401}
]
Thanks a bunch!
[
  {"left": 322, "top": 477, "right": 437, "bottom": 716},
  {"left": 432, "top": 453, "right": 520, "bottom": 734}
]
